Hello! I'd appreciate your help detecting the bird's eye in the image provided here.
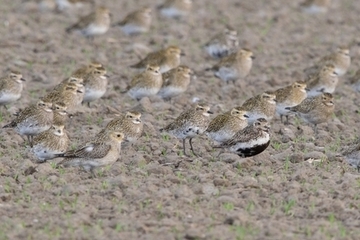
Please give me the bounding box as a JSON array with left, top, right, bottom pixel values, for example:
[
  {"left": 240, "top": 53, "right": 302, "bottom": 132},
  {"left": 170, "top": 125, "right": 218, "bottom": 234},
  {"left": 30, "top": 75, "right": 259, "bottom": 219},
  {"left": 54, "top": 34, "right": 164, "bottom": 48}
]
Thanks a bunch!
[{"left": 117, "top": 134, "right": 121, "bottom": 137}]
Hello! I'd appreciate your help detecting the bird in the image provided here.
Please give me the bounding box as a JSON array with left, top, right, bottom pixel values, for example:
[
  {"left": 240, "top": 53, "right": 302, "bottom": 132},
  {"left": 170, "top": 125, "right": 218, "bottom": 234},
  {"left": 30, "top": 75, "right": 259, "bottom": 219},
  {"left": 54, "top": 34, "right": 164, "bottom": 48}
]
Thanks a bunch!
[
  {"left": 241, "top": 92, "right": 277, "bottom": 124},
  {"left": 306, "top": 64, "right": 338, "bottom": 97},
  {"left": 304, "top": 46, "right": 351, "bottom": 77},
  {"left": 215, "top": 118, "right": 271, "bottom": 158},
  {"left": 52, "top": 101, "right": 69, "bottom": 126},
  {"left": 82, "top": 66, "right": 109, "bottom": 107},
  {"left": 115, "top": 7, "right": 152, "bottom": 36},
  {"left": 66, "top": 6, "right": 111, "bottom": 38},
  {"left": 130, "top": 46, "right": 183, "bottom": 73},
  {"left": 71, "top": 61, "right": 104, "bottom": 78},
  {"left": 205, "top": 107, "right": 249, "bottom": 143},
  {"left": 0, "top": 71, "right": 26, "bottom": 109},
  {"left": 52, "top": 75, "right": 84, "bottom": 93},
  {"left": 157, "top": 65, "right": 192, "bottom": 101},
  {"left": 42, "top": 83, "right": 84, "bottom": 111},
  {"left": 32, "top": 124, "right": 70, "bottom": 162},
  {"left": 300, "top": 0, "right": 330, "bottom": 14},
  {"left": 204, "top": 26, "right": 239, "bottom": 59},
  {"left": 126, "top": 64, "right": 163, "bottom": 101},
  {"left": 161, "top": 103, "right": 213, "bottom": 156},
  {"left": 270, "top": 81, "right": 308, "bottom": 123},
  {"left": 208, "top": 48, "right": 254, "bottom": 83},
  {"left": 57, "top": 131, "right": 125, "bottom": 172},
  {"left": 96, "top": 111, "right": 143, "bottom": 143},
  {"left": 286, "top": 92, "right": 334, "bottom": 127},
  {"left": 55, "top": 0, "right": 94, "bottom": 12},
  {"left": 3, "top": 100, "right": 53, "bottom": 147},
  {"left": 158, "top": 0, "right": 192, "bottom": 19}
]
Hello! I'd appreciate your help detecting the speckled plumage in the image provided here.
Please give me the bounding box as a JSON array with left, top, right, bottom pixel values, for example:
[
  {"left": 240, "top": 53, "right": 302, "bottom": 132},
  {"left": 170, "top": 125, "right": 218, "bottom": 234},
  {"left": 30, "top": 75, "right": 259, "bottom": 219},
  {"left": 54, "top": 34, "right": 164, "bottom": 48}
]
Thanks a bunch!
[
  {"left": 130, "top": 46, "right": 182, "bottom": 73},
  {"left": 127, "top": 64, "right": 163, "bottom": 100},
  {"left": 72, "top": 62, "right": 103, "bottom": 78},
  {"left": 205, "top": 26, "right": 239, "bottom": 59},
  {"left": 304, "top": 46, "right": 351, "bottom": 77},
  {"left": 349, "top": 69, "right": 360, "bottom": 92},
  {"left": 306, "top": 64, "right": 338, "bottom": 97},
  {"left": 57, "top": 131, "right": 124, "bottom": 171},
  {"left": 116, "top": 7, "right": 152, "bottom": 36},
  {"left": 42, "top": 83, "right": 83, "bottom": 111},
  {"left": 0, "top": 71, "right": 25, "bottom": 107},
  {"left": 241, "top": 92, "right": 277, "bottom": 124},
  {"left": 53, "top": 75, "right": 84, "bottom": 92},
  {"left": 210, "top": 48, "right": 254, "bottom": 83},
  {"left": 287, "top": 92, "right": 334, "bottom": 126},
  {"left": 97, "top": 111, "right": 143, "bottom": 143},
  {"left": 66, "top": 6, "right": 111, "bottom": 37},
  {"left": 53, "top": 102, "right": 68, "bottom": 126},
  {"left": 271, "top": 81, "right": 308, "bottom": 123},
  {"left": 161, "top": 103, "right": 213, "bottom": 156},
  {"left": 82, "top": 67, "right": 108, "bottom": 106},
  {"left": 206, "top": 107, "right": 248, "bottom": 143},
  {"left": 217, "top": 118, "right": 270, "bottom": 158},
  {"left": 157, "top": 65, "right": 192, "bottom": 100},
  {"left": 32, "top": 125, "right": 70, "bottom": 162},
  {"left": 3, "top": 100, "right": 53, "bottom": 146},
  {"left": 158, "top": 0, "right": 192, "bottom": 19}
]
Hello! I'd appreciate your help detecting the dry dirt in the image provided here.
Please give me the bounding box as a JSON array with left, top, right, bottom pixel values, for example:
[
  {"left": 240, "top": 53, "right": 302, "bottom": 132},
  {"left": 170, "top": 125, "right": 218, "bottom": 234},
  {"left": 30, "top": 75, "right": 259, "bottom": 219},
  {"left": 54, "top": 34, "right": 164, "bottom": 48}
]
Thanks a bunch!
[{"left": 0, "top": 0, "right": 360, "bottom": 239}]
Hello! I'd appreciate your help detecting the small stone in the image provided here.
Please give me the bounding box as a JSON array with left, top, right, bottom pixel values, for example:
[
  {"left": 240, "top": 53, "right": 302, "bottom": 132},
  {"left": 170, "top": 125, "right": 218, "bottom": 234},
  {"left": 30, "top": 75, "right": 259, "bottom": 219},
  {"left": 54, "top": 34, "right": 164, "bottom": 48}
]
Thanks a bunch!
[
  {"left": 289, "top": 153, "right": 304, "bottom": 163},
  {"left": 220, "top": 153, "right": 239, "bottom": 163}
]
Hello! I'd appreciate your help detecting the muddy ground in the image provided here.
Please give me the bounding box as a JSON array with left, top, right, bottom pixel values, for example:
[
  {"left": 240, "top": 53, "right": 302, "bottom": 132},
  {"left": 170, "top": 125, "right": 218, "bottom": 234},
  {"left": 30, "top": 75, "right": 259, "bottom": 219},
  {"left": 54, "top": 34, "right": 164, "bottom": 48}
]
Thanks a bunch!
[{"left": 0, "top": 0, "right": 360, "bottom": 239}]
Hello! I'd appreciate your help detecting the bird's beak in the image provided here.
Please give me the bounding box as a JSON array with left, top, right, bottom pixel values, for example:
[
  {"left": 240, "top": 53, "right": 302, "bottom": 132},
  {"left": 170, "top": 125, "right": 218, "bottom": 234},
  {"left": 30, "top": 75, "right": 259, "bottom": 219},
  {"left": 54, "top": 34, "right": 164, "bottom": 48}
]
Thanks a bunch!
[
  {"left": 181, "top": 52, "right": 186, "bottom": 56},
  {"left": 305, "top": 88, "right": 310, "bottom": 91},
  {"left": 21, "top": 78, "right": 26, "bottom": 81},
  {"left": 77, "top": 90, "right": 83, "bottom": 93},
  {"left": 207, "top": 111, "right": 213, "bottom": 114},
  {"left": 251, "top": 56, "right": 255, "bottom": 60},
  {"left": 244, "top": 114, "right": 249, "bottom": 118}
]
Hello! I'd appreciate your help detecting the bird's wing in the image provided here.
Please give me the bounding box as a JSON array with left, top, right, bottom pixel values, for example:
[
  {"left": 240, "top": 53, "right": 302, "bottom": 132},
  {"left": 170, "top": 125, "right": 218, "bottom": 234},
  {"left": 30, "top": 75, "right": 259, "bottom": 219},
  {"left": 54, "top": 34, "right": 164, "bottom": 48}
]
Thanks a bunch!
[{"left": 64, "top": 143, "right": 111, "bottom": 159}]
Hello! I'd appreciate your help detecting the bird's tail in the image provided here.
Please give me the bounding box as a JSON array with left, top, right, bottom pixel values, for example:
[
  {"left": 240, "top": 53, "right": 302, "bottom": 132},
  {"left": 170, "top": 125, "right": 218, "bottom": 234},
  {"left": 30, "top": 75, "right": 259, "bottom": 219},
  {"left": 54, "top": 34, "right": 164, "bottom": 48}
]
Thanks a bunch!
[{"left": 3, "top": 121, "right": 16, "bottom": 128}]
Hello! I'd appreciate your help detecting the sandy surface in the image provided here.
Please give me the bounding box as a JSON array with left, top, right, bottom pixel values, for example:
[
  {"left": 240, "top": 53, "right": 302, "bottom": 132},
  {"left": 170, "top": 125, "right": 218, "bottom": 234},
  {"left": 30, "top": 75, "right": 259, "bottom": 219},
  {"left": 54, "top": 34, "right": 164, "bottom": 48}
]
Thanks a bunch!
[{"left": 0, "top": 0, "right": 360, "bottom": 239}]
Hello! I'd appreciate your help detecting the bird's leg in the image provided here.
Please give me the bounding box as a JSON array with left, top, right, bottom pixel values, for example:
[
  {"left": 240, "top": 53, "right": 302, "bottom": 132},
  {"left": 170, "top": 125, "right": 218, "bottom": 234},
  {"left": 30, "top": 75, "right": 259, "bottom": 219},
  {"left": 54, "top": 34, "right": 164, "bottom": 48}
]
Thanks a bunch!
[
  {"left": 87, "top": 102, "right": 91, "bottom": 108},
  {"left": 189, "top": 138, "right": 198, "bottom": 157},
  {"left": 280, "top": 115, "right": 284, "bottom": 124},
  {"left": 27, "top": 135, "right": 33, "bottom": 148},
  {"left": 4, "top": 105, "right": 8, "bottom": 110},
  {"left": 285, "top": 115, "right": 290, "bottom": 125},
  {"left": 182, "top": 139, "right": 187, "bottom": 156}
]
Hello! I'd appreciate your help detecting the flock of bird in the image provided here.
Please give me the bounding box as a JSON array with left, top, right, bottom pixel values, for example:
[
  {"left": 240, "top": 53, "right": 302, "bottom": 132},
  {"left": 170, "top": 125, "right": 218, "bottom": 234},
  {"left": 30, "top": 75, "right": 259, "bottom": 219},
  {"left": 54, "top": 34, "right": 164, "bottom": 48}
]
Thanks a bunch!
[{"left": 1, "top": 0, "right": 360, "bottom": 172}]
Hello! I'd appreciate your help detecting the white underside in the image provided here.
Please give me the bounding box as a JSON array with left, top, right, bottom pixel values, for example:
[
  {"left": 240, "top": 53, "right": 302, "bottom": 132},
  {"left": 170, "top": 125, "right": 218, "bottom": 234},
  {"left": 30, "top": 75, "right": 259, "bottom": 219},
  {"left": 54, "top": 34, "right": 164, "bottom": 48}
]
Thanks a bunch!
[
  {"left": 120, "top": 24, "right": 147, "bottom": 36},
  {"left": 302, "top": 5, "right": 327, "bottom": 14},
  {"left": 170, "top": 126, "right": 205, "bottom": 139},
  {"left": 83, "top": 88, "right": 106, "bottom": 102},
  {"left": 160, "top": 7, "right": 186, "bottom": 18},
  {"left": 247, "top": 112, "right": 268, "bottom": 124},
  {"left": 0, "top": 93, "right": 21, "bottom": 105},
  {"left": 16, "top": 123, "right": 51, "bottom": 136},
  {"left": 215, "top": 67, "right": 238, "bottom": 82},
  {"left": 334, "top": 67, "right": 346, "bottom": 76},
  {"left": 81, "top": 24, "right": 109, "bottom": 37},
  {"left": 158, "top": 86, "right": 183, "bottom": 99},
  {"left": 33, "top": 145, "right": 65, "bottom": 161},
  {"left": 307, "top": 85, "right": 336, "bottom": 97},
  {"left": 205, "top": 44, "right": 230, "bottom": 59},
  {"left": 56, "top": 0, "right": 83, "bottom": 10},
  {"left": 128, "top": 87, "right": 160, "bottom": 100},
  {"left": 207, "top": 130, "right": 234, "bottom": 143},
  {"left": 229, "top": 133, "right": 270, "bottom": 152}
]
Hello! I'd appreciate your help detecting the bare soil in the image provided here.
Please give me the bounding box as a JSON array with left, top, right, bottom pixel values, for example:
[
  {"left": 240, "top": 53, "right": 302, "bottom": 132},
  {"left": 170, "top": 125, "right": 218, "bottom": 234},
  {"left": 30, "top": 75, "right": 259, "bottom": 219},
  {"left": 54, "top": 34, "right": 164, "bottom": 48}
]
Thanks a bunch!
[{"left": 0, "top": 0, "right": 360, "bottom": 239}]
